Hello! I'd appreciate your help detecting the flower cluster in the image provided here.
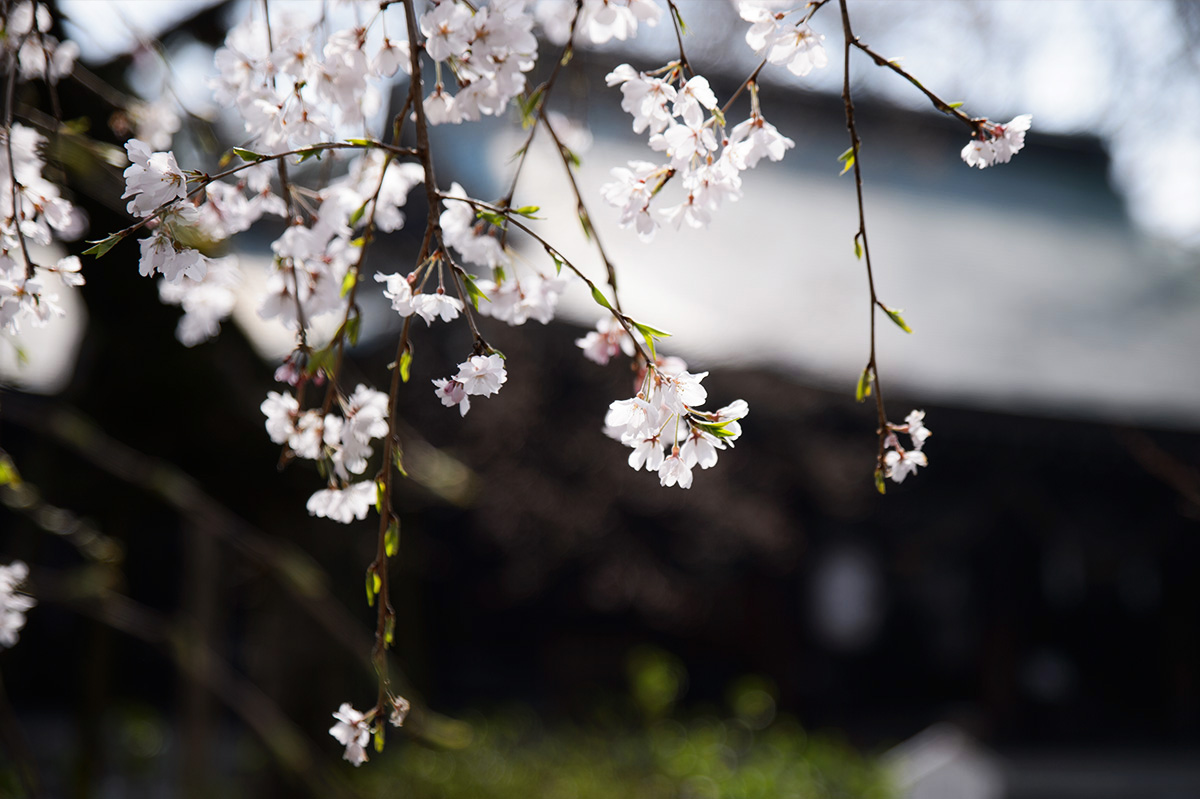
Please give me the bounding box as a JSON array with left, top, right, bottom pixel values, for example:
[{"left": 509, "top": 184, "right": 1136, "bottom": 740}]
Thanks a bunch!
[
  {"left": 601, "top": 67, "right": 797, "bottom": 241},
  {"left": 0, "top": 124, "right": 85, "bottom": 334},
  {"left": 419, "top": 0, "right": 539, "bottom": 126},
  {"left": 261, "top": 384, "right": 391, "bottom": 523},
  {"left": 738, "top": 2, "right": 829, "bottom": 77},
  {"left": 536, "top": 0, "right": 661, "bottom": 46},
  {"left": 961, "top": 115, "right": 1033, "bottom": 169},
  {"left": 2, "top": 1, "right": 78, "bottom": 83},
  {"left": 327, "top": 695, "right": 409, "bottom": 767},
  {"left": 883, "top": 410, "right": 932, "bottom": 483},
  {"left": 212, "top": 14, "right": 402, "bottom": 154},
  {"left": 0, "top": 561, "right": 35, "bottom": 649},
  {"left": 433, "top": 353, "right": 508, "bottom": 416},
  {"left": 604, "top": 357, "right": 748, "bottom": 489},
  {"left": 439, "top": 184, "right": 569, "bottom": 327}
]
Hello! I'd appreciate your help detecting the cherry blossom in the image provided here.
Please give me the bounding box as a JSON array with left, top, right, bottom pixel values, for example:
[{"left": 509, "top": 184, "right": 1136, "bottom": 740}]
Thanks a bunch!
[
  {"left": 961, "top": 115, "right": 1033, "bottom": 169},
  {"left": 121, "top": 139, "right": 188, "bottom": 217},
  {"left": 455, "top": 354, "right": 508, "bottom": 396},
  {"left": 411, "top": 291, "right": 465, "bottom": 326},
  {"left": 433, "top": 377, "right": 472, "bottom": 416},
  {"left": 0, "top": 561, "right": 36, "bottom": 649},
  {"left": 328, "top": 703, "right": 372, "bottom": 766},
  {"left": 657, "top": 450, "right": 694, "bottom": 489},
  {"left": 575, "top": 316, "right": 635, "bottom": 365},
  {"left": 307, "top": 481, "right": 376, "bottom": 524},
  {"left": 884, "top": 448, "right": 927, "bottom": 483}
]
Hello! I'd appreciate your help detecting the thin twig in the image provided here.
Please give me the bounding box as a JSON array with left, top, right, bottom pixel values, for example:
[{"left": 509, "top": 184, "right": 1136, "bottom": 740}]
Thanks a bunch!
[{"left": 839, "top": 0, "right": 889, "bottom": 477}]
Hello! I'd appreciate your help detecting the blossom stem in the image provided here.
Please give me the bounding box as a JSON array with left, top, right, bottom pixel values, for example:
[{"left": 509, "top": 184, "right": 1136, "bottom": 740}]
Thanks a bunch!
[
  {"left": 665, "top": 1, "right": 694, "bottom": 78},
  {"left": 437, "top": 193, "right": 653, "bottom": 363},
  {"left": 320, "top": 154, "right": 395, "bottom": 418},
  {"left": 537, "top": 106, "right": 624, "bottom": 312},
  {"left": 839, "top": 0, "right": 889, "bottom": 473},
  {"left": 99, "top": 140, "right": 418, "bottom": 248},
  {"left": 847, "top": 34, "right": 984, "bottom": 134},
  {"left": 498, "top": 0, "right": 582, "bottom": 222},
  {"left": 4, "top": 44, "right": 37, "bottom": 280}
]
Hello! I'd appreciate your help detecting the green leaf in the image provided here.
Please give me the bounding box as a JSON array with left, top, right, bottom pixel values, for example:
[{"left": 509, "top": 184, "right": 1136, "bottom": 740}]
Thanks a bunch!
[
  {"left": 392, "top": 447, "right": 408, "bottom": 477},
  {"left": 345, "top": 138, "right": 374, "bottom": 147},
  {"left": 690, "top": 419, "right": 738, "bottom": 440},
  {"left": 475, "top": 209, "right": 507, "bottom": 228},
  {"left": 0, "top": 453, "right": 21, "bottom": 487},
  {"left": 350, "top": 236, "right": 367, "bottom": 248},
  {"left": 564, "top": 147, "right": 581, "bottom": 169},
  {"left": 294, "top": 149, "right": 323, "bottom": 163},
  {"left": 631, "top": 320, "right": 672, "bottom": 362},
  {"left": 884, "top": 306, "right": 913, "bottom": 334},
  {"left": 231, "top": 147, "right": 265, "bottom": 163},
  {"left": 385, "top": 519, "right": 400, "bottom": 558},
  {"left": 365, "top": 570, "right": 377, "bottom": 606},
  {"left": 874, "top": 467, "right": 887, "bottom": 495},
  {"left": 349, "top": 201, "right": 368, "bottom": 227},
  {"left": 374, "top": 726, "right": 385, "bottom": 753},
  {"left": 82, "top": 232, "right": 123, "bottom": 258},
  {"left": 384, "top": 615, "right": 395, "bottom": 646},
  {"left": 837, "top": 146, "right": 856, "bottom": 176},
  {"left": 855, "top": 367, "right": 873, "bottom": 402},
  {"left": 399, "top": 349, "right": 412, "bottom": 383},
  {"left": 375, "top": 479, "right": 387, "bottom": 513},
  {"left": 853, "top": 236, "right": 863, "bottom": 260},
  {"left": 633, "top": 321, "right": 671, "bottom": 338},
  {"left": 671, "top": 3, "right": 688, "bottom": 34},
  {"left": 340, "top": 270, "right": 357, "bottom": 298},
  {"left": 710, "top": 106, "right": 726, "bottom": 129},
  {"left": 461, "top": 272, "right": 490, "bottom": 311},
  {"left": 307, "top": 346, "right": 335, "bottom": 377},
  {"left": 512, "top": 205, "right": 541, "bottom": 218},
  {"left": 590, "top": 284, "right": 614, "bottom": 312},
  {"left": 948, "top": 101, "right": 965, "bottom": 109},
  {"left": 345, "top": 314, "right": 362, "bottom": 346},
  {"left": 550, "top": 252, "right": 564, "bottom": 275},
  {"left": 518, "top": 86, "right": 545, "bottom": 128},
  {"left": 578, "top": 208, "right": 593, "bottom": 240}
]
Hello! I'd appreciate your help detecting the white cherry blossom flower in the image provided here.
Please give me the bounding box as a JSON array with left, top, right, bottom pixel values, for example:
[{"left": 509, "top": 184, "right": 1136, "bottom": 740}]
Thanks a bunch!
[
  {"left": 657, "top": 450, "right": 693, "bottom": 489},
  {"left": 961, "top": 115, "right": 1032, "bottom": 169},
  {"left": 884, "top": 448, "right": 927, "bottom": 483},
  {"left": 673, "top": 75, "right": 718, "bottom": 128},
  {"left": 328, "top": 703, "right": 372, "bottom": 766},
  {"left": 433, "top": 377, "right": 471, "bottom": 416},
  {"left": 261, "top": 390, "right": 299, "bottom": 444},
  {"left": 0, "top": 561, "right": 36, "bottom": 648},
  {"left": 454, "top": 354, "right": 507, "bottom": 396},
  {"left": 307, "top": 481, "right": 375, "bottom": 524},
  {"left": 375, "top": 272, "right": 416, "bottom": 316},
  {"left": 421, "top": 1, "right": 473, "bottom": 62},
  {"left": 576, "top": 315, "right": 635, "bottom": 365},
  {"left": 122, "top": 139, "right": 188, "bottom": 217},
  {"left": 628, "top": 433, "right": 665, "bottom": 472},
  {"left": 410, "top": 291, "right": 464, "bottom": 326},
  {"left": 727, "top": 113, "right": 795, "bottom": 170},
  {"left": 606, "top": 395, "right": 657, "bottom": 440},
  {"left": 680, "top": 428, "right": 721, "bottom": 469},
  {"left": 904, "top": 409, "right": 932, "bottom": 450},
  {"left": 607, "top": 65, "right": 677, "bottom": 135}
]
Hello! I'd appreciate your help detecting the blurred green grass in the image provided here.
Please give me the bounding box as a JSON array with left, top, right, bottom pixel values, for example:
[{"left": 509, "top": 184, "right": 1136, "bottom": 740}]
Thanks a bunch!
[{"left": 358, "top": 648, "right": 894, "bottom": 799}]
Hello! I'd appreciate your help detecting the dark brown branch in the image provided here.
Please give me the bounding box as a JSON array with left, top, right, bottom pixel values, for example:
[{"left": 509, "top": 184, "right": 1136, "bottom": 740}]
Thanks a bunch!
[{"left": 839, "top": 0, "right": 890, "bottom": 483}]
